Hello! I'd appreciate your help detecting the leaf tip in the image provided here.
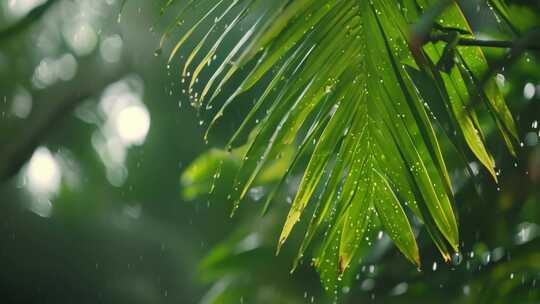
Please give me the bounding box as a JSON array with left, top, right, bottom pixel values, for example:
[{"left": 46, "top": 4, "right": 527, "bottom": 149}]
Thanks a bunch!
[
  {"left": 276, "top": 239, "right": 285, "bottom": 256},
  {"left": 338, "top": 256, "right": 347, "bottom": 274}
]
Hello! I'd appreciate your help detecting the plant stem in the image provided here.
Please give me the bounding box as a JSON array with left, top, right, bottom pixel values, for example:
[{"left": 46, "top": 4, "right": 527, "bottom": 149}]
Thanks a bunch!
[
  {"left": 410, "top": 0, "right": 455, "bottom": 44},
  {"left": 429, "top": 34, "right": 540, "bottom": 51}
]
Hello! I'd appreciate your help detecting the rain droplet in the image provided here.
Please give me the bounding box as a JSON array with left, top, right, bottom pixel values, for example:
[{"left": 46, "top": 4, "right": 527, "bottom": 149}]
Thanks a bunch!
[{"left": 451, "top": 252, "right": 463, "bottom": 266}]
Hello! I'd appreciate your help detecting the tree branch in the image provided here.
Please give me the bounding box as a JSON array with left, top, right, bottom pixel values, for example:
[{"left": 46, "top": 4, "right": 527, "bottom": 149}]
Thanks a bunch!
[
  {"left": 0, "top": 0, "right": 59, "bottom": 41},
  {"left": 0, "top": 65, "right": 131, "bottom": 183}
]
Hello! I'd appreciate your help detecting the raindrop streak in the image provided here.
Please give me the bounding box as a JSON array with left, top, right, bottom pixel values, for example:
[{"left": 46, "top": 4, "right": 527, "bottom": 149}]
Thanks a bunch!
[{"left": 209, "top": 160, "right": 223, "bottom": 195}]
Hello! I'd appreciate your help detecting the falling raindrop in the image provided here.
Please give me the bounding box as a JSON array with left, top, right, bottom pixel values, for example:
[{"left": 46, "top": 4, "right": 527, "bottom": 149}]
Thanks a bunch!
[
  {"left": 463, "top": 285, "right": 470, "bottom": 296},
  {"left": 484, "top": 252, "right": 491, "bottom": 264},
  {"left": 524, "top": 83, "right": 536, "bottom": 99},
  {"left": 495, "top": 74, "right": 505, "bottom": 88},
  {"left": 451, "top": 252, "right": 463, "bottom": 266},
  {"left": 391, "top": 282, "right": 408, "bottom": 296}
]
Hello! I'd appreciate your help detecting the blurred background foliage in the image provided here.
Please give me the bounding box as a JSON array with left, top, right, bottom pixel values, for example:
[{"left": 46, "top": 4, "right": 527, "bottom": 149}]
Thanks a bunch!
[{"left": 0, "top": 0, "right": 538, "bottom": 303}]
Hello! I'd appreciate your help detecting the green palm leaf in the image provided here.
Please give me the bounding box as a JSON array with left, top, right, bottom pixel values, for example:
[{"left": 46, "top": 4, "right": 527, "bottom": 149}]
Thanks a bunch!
[{"left": 169, "top": 0, "right": 518, "bottom": 293}]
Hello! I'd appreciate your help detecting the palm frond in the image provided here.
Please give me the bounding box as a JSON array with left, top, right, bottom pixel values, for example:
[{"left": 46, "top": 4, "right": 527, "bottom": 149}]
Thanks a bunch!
[{"left": 168, "top": 0, "right": 519, "bottom": 293}]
